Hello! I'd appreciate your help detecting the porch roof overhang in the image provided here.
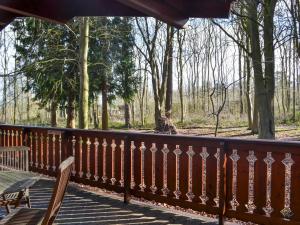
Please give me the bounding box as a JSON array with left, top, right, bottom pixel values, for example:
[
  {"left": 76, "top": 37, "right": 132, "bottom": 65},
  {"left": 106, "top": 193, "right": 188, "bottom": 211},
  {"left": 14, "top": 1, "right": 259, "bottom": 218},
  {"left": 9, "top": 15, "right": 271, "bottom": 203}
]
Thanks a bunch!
[{"left": 0, "top": 0, "right": 233, "bottom": 30}]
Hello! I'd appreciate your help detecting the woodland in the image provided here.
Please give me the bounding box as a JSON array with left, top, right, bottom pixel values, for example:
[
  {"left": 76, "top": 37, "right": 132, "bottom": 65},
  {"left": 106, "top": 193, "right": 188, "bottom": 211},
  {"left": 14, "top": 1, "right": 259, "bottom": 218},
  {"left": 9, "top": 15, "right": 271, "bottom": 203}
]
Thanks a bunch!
[{"left": 0, "top": 0, "right": 299, "bottom": 139}]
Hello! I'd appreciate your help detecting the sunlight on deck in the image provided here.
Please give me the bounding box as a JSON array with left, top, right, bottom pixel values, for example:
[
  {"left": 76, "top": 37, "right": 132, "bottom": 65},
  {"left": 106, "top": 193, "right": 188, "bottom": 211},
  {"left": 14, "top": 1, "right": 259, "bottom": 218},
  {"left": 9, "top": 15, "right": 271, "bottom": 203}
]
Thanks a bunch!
[{"left": 1, "top": 179, "right": 218, "bottom": 225}]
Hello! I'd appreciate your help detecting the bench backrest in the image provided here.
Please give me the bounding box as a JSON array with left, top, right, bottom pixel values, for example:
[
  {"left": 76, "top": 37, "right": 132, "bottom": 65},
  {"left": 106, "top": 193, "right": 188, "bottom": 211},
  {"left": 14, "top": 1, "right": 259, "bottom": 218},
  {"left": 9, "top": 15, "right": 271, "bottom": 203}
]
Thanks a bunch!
[{"left": 42, "top": 156, "right": 74, "bottom": 225}]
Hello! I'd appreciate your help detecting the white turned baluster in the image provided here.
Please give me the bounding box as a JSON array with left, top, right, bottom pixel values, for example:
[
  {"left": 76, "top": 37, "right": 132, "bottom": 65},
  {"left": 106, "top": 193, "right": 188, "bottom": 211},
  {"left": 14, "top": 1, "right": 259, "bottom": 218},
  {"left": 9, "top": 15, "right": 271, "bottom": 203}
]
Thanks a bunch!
[
  {"left": 214, "top": 148, "right": 220, "bottom": 207},
  {"left": 139, "top": 142, "right": 146, "bottom": 191},
  {"left": 119, "top": 140, "right": 125, "bottom": 187},
  {"left": 245, "top": 151, "right": 257, "bottom": 213},
  {"left": 86, "top": 138, "right": 91, "bottom": 179},
  {"left": 161, "top": 144, "right": 170, "bottom": 196},
  {"left": 186, "top": 146, "right": 195, "bottom": 202},
  {"left": 102, "top": 139, "right": 108, "bottom": 183},
  {"left": 200, "top": 147, "right": 209, "bottom": 204},
  {"left": 130, "top": 141, "right": 136, "bottom": 189},
  {"left": 111, "top": 140, "right": 117, "bottom": 185},
  {"left": 281, "top": 153, "right": 294, "bottom": 219},
  {"left": 71, "top": 136, "right": 76, "bottom": 176},
  {"left": 94, "top": 138, "right": 99, "bottom": 181},
  {"left": 173, "top": 145, "right": 182, "bottom": 199},
  {"left": 263, "top": 152, "right": 275, "bottom": 217},
  {"left": 150, "top": 143, "right": 158, "bottom": 194},
  {"left": 230, "top": 149, "right": 240, "bottom": 210}
]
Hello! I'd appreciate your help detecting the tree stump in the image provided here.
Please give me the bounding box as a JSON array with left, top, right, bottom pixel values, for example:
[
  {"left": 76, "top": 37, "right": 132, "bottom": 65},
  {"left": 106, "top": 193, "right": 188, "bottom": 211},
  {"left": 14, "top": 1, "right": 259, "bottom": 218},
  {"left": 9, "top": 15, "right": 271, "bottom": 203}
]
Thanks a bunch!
[{"left": 155, "top": 117, "right": 177, "bottom": 134}]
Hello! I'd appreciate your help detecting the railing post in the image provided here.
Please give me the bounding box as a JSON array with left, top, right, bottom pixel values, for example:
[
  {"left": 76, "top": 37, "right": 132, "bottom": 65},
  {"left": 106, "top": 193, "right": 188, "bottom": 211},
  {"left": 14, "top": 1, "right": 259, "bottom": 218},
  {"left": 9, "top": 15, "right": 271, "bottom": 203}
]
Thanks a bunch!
[
  {"left": 63, "top": 131, "right": 72, "bottom": 159},
  {"left": 22, "top": 128, "right": 30, "bottom": 171},
  {"left": 124, "top": 135, "right": 131, "bottom": 204},
  {"left": 219, "top": 141, "right": 228, "bottom": 225}
]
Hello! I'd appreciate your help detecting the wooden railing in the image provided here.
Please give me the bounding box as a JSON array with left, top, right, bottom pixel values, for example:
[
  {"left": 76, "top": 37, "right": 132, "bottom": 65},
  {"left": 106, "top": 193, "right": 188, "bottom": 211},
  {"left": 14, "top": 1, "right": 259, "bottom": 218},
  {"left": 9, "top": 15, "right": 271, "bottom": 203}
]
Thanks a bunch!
[
  {"left": 0, "top": 146, "right": 29, "bottom": 171},
  {"left": 0, "top": 124, "right": 299, "bottom": 225}
]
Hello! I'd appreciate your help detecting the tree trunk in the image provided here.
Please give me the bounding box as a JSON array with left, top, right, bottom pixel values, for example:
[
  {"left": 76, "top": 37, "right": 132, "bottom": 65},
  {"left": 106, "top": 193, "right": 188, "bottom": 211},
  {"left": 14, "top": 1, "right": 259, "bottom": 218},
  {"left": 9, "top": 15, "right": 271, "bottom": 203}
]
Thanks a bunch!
[
  {"left": 93, "top": 96, "right": 99, "bottom": 128},
  {"left": 238, "top": 46, "right": 244, "bottom": 115},
  {"left": 79, "top": 17, "right": 90, "bottom": 129},
  {"left": 50, "top": 101, "right": 57, "bottom": 127},
  {"left": 248, "top": 1, "right": 275, "bottom": 139},
  {"left": 245, "top": 48, "right": 253, "bottom": 129},
  {"left": 252, "top": 95, "right": 259, "bottom": 134},
  {"left": 177, "top": 30, "right": 185, "bottom": 123},
  {"left": 165, "top": 27, "right": 174, "bottom": 119},
  {"left": 13, "top": 37, "right": 18, "bottom": 125},
  {"left": 66, "top": 96, "right": 76, "bottom": 128},
  {"left": 26, "top": 78, "right": 30, "bottom": 123},
  {"left": 131, "top": 102, "right": 135, "bottom": 126},
  {"left": 124, "top": 102, "right": 131, "bottom": 128},
  {"left": 102, "top": 76, "right": 109, "bottom": 130},
  {"left": 2, "top": 31, "right": 8, "bottom": 123},
  {"left": 262, "top": 0, "right": 276, "bottom": 138}
]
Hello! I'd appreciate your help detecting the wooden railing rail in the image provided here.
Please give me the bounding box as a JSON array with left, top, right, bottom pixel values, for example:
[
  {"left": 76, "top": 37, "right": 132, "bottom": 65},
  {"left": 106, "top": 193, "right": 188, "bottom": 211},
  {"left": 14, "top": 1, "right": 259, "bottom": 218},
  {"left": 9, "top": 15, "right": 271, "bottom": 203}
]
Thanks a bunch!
[{"left": 0, "top": 124, "right": 299, "bottom": 225}]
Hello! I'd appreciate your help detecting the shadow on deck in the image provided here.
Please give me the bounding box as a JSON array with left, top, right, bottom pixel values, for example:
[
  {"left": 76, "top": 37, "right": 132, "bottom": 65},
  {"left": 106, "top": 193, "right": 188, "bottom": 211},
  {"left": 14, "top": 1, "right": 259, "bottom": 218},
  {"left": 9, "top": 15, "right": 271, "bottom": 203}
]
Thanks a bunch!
[{"left": 1, "top": 179, "right": 219, "bottom": 225}]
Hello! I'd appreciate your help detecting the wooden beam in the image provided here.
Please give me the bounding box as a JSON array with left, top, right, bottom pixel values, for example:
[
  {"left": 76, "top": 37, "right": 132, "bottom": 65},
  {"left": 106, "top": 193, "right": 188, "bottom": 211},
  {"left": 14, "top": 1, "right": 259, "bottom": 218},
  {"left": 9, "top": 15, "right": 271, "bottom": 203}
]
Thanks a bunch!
[
  {"left": 0, "top": 0, "right": 72, "bottom": 25},
  {"left": 116, "top": 0, "right": 189, "bottom": 28}
]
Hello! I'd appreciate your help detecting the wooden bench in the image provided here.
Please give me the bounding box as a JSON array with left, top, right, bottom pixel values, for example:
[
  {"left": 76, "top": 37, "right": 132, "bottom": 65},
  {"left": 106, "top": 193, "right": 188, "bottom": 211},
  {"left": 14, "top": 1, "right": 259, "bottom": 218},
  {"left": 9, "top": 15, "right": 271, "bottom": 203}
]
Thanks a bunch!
[{"left": 0, "top": 157, "right": 74, "bottom": 225}]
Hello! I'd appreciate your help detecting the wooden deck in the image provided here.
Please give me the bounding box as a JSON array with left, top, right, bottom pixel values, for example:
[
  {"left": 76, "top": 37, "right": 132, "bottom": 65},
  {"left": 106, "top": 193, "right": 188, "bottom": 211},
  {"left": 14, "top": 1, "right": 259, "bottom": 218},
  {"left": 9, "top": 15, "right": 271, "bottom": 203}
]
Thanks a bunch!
[{"left": 1, "top": 178, "right": 219, "bottom": 225}]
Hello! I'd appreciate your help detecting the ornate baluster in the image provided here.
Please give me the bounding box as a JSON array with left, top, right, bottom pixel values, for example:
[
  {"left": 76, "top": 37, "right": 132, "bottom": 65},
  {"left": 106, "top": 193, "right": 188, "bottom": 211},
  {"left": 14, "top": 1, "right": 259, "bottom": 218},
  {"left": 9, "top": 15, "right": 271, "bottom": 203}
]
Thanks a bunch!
[
  {"left": 11, "top": 130, "right": 15, "bottom": 146},
  {"left": 79, "top": 137, "right": 83, "bottom": 177},
  {"left": 214, "top": 148, "right": 220, "bottom": 207},
  {"left": 161, "top": 144, "right": 169, "bottom": 196},
  {"left": 102, "top": 139, "right": 108, "bottom": 183},
  {"left": 120, "top": 140, "right": 125, "bottom": 187},
  {"left": 0, "top": 130, "right": 2, "bottom": 146},
  {"left": 52, "top": 135, "right": 56, "bottom": 171},
  {"left": 71, "top": 136, "right": 76, "bottom": 176},
  {"left": 186, "top": 146, "right": 195, "bottom": 202},
  {"left": 29, "top": 132, "right": 33, "bottom": 166},
  {"left": 3, "top": 130, "right": 7, "bottom": 147},
  {"left": 86, "top": 138, "right": 91, "bottom": 179},
  {"left": 130, "top": 141, "right": 136, "bottom": 189},
  {"left": 263, "top": 152, "right": 275, "bottom": 216},
  {"left": 111, "top": 140, "right": 117, "bottom": 185},
  {"left": 7, "top": 130, "right": 10, "bottom": 147},
  {"left": 14, "top": 131, "right": 19, "bottom": 168},
  {"left": 94, "top": 138, "right": 99, "bottom": 181},
  {"left": 150, "top": 143, "right": 157, "bottom": 194},
  {"left": 19, "top": 130, "right": 23, "bottom": 146},
  {"left": 35, "top": 132, "right": 39, "bottom": 168},
  {"left": 281, "top": 153, "right": 294, "bottom": 219},
  {"left": 200, "top": 147, "right": 209, "bottom": 204},
  {"left": 58, "top": 134, "right": 62, "bottom": 164},
  {"left": 46, "top": 135, "right": 50, "bottom": 170},
  {"left": 230, "top": 149, "right": 240, "bottom": 210},
  {"left": 139, "top": 142, "right": 146, "bottom": 192},
  {"left": 173, "top": 145, "right": 182, "bottom": 199},
  {"left": 245, "top": 151, "right": 257, "bottom": 213},
  {"left": 40, "top": 134, "right": 44, "bottom": 169}
]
